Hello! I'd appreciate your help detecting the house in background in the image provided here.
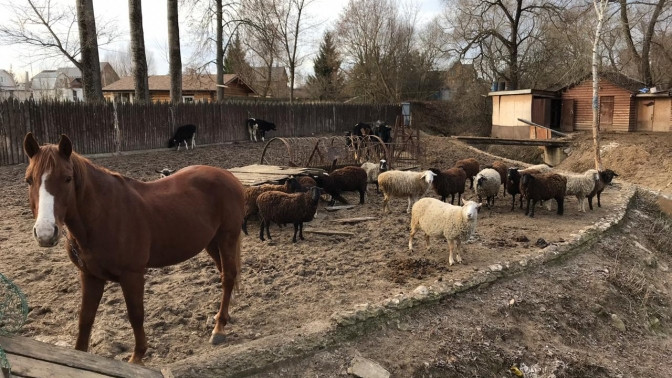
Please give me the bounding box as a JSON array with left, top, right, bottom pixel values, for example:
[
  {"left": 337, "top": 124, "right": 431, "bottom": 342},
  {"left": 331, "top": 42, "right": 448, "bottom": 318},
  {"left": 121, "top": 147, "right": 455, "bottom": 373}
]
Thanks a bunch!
[
  {"left": 102, "top": 74, "right": 258, "bottom": 103},
  {"left": 251, "top": 67, "right": 289, "bottom": 98},
  {"left": 489, "top": 72, "right": 671, "bottom": 138},
  {"left": 0, "top": 69, "right": 31, "bottom": 100},
  {"left": 31, "top": 62, "right": 120, "bottom": 101}
]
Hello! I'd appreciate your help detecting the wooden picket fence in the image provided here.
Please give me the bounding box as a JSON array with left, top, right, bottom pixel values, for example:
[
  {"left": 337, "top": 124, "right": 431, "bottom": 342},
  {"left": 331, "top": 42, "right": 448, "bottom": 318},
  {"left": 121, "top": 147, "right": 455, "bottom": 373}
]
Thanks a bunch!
[{"left": 0, "top": 99, "right": 401, "bottom": 166}]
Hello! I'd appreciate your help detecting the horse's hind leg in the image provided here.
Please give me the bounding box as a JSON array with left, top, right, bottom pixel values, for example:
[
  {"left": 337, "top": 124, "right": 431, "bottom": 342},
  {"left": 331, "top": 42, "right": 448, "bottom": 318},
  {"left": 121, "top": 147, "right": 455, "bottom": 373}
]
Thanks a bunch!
[
  {"left": 75, "top": 272, "right": 105, "bottom": 353},
  {"left": 119, "top": 273, "right": 148, "bottom": 364},
  {"left": 210, "top": 230, "right": 241, "bottom": 345}
]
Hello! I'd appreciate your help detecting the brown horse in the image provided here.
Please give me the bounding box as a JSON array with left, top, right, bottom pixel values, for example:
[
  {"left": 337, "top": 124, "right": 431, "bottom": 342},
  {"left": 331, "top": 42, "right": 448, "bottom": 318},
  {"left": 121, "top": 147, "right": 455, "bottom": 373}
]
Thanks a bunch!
[{"left": 22, "top": 133, "right": 244, "bottom": 364}]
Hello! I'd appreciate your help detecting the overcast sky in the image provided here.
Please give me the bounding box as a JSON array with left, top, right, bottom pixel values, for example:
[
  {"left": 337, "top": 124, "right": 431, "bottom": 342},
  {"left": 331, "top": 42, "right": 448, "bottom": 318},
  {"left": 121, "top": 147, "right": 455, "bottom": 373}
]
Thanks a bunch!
[{"left": 0, "top": 0, "right": 443, "bottom": 82}]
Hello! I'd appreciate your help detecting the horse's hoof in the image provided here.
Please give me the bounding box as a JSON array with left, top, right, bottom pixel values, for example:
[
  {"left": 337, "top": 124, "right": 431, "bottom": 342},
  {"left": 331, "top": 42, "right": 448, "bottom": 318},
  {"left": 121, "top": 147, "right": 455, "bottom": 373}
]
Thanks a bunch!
[{"left": 209, "top": 333, "right": 226, "bottom": 345}]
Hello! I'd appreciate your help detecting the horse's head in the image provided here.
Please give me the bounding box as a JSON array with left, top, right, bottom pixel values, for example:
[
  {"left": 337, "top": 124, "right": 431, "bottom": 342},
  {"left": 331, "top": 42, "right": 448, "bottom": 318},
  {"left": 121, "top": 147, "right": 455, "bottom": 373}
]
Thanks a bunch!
[{"left": 23, "top": 133, "right": 75, "bottom": 247}]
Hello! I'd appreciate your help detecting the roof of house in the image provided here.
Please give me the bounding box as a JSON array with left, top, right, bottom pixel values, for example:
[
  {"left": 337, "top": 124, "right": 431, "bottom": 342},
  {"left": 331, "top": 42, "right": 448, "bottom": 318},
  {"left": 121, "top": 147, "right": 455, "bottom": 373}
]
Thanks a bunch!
[
  {"left": 102, "top": 74, "right": 255, "bottom": 93},
  {"left": 251, "top": 67, "right": 287, "bottom": 82},
  {"left": 552, "top": 71, "right": 646, "bottom": 93}
]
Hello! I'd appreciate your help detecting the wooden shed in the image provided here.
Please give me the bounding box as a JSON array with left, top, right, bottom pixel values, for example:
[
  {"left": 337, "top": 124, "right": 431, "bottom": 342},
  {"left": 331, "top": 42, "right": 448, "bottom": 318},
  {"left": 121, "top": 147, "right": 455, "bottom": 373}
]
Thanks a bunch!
[
  {"left": 559, "top": 72, "right": 644, "bottom": 132},
  {"left": 489, "top": 89, "right": 561, "bottom": 139},
  {"left": 634, "top": 92, "right": 672, "bottom": 132}
]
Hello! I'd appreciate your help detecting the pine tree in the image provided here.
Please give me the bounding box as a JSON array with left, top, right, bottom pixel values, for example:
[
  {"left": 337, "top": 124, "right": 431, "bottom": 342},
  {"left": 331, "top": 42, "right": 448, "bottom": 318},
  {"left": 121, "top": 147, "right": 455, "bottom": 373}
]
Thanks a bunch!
[
  {"left": 307, "top": 32, "right": 343, "bottom": 100},
  {"left": 223, "top": 33, "right": 248, "bottom": 74}
]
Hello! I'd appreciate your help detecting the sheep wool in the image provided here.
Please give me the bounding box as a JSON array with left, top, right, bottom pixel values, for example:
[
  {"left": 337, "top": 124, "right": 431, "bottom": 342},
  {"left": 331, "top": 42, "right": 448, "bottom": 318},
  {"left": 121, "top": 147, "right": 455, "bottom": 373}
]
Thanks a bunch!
[
  {"left": 430, "top": 167, "right": 467, "bottom": 204},
  {"left": 378, "top": 170, "right": 437, "bottom": 213},
  {"left": 409, "top": 198, "right": 481, "bottom": 266},
  {"left": 455, "top": 158, "right": 480, "bottom": 189},
  {"left": 519, "top": 164, "right": 552, "bottom": 174},
  {"left": 361, "top": 159, "right": 389, "bottom": 192},
  {"left": 563, "top": 169, "right": 599, "bottom": 212},
  {"left": 474, "top": 168, "right": 501, "bottom": 208},
  {"left": 242, "top": 177, "right": 302, "bottom": 235},
  {"left": 257, "top": 186, "right": 321, "bottom": 243}
]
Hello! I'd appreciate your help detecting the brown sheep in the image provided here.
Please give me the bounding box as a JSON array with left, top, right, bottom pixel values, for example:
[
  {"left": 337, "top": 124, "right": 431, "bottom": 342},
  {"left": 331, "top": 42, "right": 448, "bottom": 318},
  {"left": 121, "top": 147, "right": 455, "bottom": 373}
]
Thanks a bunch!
[
  {"left": 242, "top": 177, "right": 302, "bottom": 235},
  {"left": 486, "top": 160, "right": 508, "bottom": 196},
  {"left": 257, "top": 187, "right": 322, "bottom": 243},
  {"left": 296, "top": 175, "right": 317, "bottom": 191},
  {"left": 519, "top": 172, "right": 567, "bottom": 217},
  {"left": 455, "top": 158, "right": 480, "bottom": 189}
]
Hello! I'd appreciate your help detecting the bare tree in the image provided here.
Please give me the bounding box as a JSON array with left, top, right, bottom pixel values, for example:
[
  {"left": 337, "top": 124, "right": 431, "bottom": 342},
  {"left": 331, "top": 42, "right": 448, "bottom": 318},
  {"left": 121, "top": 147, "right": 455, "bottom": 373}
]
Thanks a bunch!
[
  {"left": 444, "top": 0, "right": 568, "bottom": 90},
  {"left": 0, "top": 0, "right": 118, "bottom": 101},
  {"left": 270, "top": 0, "right": 313, "bottom": 103},
  {"left": 103, "top": 45, "right": 156, "bottom": 77},
  {"left": 129, "top": 0, "right": 149, "bottom": 103},
  {"left": 168, "top": 0, "right": 182, "bottom": 103},
  {"left": 618, "top": 0, "right": 671, "bottom": 86}
]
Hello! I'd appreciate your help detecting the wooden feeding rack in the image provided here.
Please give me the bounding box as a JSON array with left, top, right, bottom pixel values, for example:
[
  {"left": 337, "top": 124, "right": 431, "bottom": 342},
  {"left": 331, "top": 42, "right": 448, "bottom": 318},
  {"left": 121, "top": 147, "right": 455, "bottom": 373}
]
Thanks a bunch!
[{"left": 259, "top": 116, "right": 422, "bottom": 171}]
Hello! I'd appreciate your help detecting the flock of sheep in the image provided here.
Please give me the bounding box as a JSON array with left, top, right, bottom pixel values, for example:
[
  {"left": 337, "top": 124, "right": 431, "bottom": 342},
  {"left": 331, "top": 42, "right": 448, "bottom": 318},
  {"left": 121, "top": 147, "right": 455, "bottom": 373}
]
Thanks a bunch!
[{"left": 161, "top": 155, "right": 618, "bottom": 266}]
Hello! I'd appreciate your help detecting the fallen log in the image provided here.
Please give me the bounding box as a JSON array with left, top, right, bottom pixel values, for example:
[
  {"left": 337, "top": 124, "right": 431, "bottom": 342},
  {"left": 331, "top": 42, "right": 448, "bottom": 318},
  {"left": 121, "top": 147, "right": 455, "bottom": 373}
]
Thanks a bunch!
[
  {"left": 330, "top": 217, "right": 377, "bottom": 224},
  {"left": 303, "top": 230, "right": 355, "bottom": 237}
]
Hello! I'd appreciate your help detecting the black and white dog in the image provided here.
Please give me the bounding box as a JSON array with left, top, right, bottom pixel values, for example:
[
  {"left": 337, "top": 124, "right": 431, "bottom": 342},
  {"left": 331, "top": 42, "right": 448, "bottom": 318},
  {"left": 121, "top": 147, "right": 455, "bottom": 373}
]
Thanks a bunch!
[
  {"left": 168, "top": 124, "right": 197, "bottom": 150},
  {"left": 246, "top": 118, "right": 276, "bottom": 142}
]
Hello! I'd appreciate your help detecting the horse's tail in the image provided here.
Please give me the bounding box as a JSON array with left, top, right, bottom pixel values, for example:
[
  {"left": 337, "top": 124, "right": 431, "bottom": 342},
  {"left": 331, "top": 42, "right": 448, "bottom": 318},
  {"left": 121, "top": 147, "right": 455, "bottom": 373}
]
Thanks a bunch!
[{"left": 234, "top": 231, "right": 242, "bottom": 293}]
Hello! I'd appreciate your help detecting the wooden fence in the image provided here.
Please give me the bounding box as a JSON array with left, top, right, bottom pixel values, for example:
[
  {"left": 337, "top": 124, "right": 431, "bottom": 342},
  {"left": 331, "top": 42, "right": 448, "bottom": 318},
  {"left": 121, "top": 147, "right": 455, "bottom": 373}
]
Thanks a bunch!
[{"left": 0, "top": 99, "right": 401, "bottom": 166}]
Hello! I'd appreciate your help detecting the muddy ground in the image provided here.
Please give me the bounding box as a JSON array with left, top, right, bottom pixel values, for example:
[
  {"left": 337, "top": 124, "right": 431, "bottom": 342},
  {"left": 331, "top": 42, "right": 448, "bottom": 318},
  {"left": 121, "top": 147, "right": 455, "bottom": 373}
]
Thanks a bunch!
[{"left": 0, "top": 131, "right": 670, "bottom": 375}]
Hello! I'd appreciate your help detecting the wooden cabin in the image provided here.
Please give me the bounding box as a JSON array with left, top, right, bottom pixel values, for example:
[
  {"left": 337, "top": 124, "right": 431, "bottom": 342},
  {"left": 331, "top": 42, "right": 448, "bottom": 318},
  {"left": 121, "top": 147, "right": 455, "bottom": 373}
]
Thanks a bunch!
[
  {"left": 489, "top": 72, "right": 671, "bottom": 138},
  {"left": 560, "top": 72, "right": 644, "bottom": 132},
  {"left": 489, "top": 89, "right": 561, "bottom": 139},
  {"left": 102, "top": 74, "right": 258, "bottom": 103}
]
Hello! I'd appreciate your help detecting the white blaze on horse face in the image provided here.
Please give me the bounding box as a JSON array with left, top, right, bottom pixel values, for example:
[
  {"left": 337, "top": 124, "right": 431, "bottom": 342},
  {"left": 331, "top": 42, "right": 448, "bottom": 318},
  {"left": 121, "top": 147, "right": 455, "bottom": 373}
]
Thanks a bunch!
[{"left": 34, "top": 172, "right": 58, "bottom": 246}]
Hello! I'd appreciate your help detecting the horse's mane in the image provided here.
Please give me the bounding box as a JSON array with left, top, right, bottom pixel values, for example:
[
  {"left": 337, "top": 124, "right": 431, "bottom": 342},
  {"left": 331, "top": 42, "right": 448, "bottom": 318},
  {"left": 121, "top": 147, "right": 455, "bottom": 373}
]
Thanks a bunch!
[{"left": 32, "top": 145, "right": 138, "bottom": 188}]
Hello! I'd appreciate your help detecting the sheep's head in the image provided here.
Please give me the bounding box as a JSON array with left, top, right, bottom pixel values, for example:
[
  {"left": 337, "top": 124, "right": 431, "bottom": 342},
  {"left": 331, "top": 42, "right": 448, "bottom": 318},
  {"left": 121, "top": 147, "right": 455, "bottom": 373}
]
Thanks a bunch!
[
  {"left": 421, "top": 170, "right": 437, "bottom": 184},
  {"left": 507, "top": 168, "right": 520, "bottom": 182},
  {"left": 379, "top": 159, "right": 389, "bottom": 172},
  {"left": 476, "top": 175, "right": 486, "bottom": 188},
  {"left": 155, "top": 168, "right": 176, "bottom": 178},
  {"left": 309, "top": 186, "right": 322, "bottom": 202},
  {"left": 284, "top": 176, "right": 303, "bottom": 192},
  {"left": 600, "top": 169, "right": 618, "bottom": 184},
  {"left": 460, "top": 199, "right": 481, "bottom": 220}
]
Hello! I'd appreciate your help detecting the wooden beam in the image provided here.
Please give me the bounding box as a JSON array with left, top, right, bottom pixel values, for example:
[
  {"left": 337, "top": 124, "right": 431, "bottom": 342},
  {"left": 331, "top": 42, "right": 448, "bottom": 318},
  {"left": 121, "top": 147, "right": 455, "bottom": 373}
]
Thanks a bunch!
[
  {"left": 303, "top": 230, "right": 355, "bottom": 237},
  {"left": 0, "top": 335, "right": 163, "bottom": 378},
  {"left": 330, "top": 217, "right": 377, "bottom": 224},
  {"left": 324, "top": 205, "right": 356, "bottom": 212}
]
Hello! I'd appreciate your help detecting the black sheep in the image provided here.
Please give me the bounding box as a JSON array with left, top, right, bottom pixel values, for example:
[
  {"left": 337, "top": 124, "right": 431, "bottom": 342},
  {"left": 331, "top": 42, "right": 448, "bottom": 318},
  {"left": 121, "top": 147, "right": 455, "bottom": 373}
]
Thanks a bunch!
[
  {"left": 314, "top": 166, "right": 368, "bottom": 206},
  {"left": 520, "top": 172, "right": 567, "bottom": 217},
  {"left": 429, "top": 167, "right": 467, "bottom": 204},
  {"left": 587, "top": 169, "right": 618, "bottom": 210},
  {"left": 506, "top": 168, "right": 524, "bottom": 211}
]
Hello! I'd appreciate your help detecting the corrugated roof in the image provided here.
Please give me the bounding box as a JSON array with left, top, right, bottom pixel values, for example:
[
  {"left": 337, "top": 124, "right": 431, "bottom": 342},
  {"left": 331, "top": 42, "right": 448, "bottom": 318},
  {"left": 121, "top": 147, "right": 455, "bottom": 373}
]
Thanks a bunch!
[{"left": 102, "top": 74, "right": 242, "bottom": 91}]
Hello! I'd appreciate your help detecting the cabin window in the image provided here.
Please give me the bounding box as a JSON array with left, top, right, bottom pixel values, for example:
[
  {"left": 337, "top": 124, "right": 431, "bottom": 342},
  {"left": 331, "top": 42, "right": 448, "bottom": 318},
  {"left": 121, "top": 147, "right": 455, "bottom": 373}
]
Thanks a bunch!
[
  {"left": 72, "top": 90, "right": 78, "bottom": 100},
  {"left": 182, "top": 96, "right": 195, "bottom": 103}
]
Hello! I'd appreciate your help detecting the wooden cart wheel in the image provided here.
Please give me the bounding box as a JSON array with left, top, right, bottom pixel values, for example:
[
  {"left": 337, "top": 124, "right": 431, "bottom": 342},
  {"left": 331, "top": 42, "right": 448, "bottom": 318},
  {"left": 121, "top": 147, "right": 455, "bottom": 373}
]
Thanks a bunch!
[{"left": 260, "top": 138, "right": 295, "bottom": 166}]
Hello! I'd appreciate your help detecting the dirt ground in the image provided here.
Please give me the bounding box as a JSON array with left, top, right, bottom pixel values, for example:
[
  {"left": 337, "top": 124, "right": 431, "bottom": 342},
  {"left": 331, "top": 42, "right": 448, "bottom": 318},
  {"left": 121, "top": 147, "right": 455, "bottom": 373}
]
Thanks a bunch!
[{"left": 0, "top": 131, "right": 670, "bottom": 373}]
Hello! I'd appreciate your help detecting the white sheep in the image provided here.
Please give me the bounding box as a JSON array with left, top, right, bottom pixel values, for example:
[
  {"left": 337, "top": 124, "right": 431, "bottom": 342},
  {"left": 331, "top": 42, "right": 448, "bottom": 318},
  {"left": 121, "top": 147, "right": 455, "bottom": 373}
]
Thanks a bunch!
[
  {"left": 519, "top": 164, "right": 553, "bottom": 174},
  {"left": 361, "top": 159, "right": 389, "bottom": 192},
  {"left": 474, "top": 168, "right": 501, "bottom": 208},
  {"left": 409, "top": 198, "right": 481, "bottom": 266},
  {"left": 562, "top": 169, "right": 599, "bottom": 212},
  {"left": 378, "top": 170, "right": 437, "bottom": 213}
]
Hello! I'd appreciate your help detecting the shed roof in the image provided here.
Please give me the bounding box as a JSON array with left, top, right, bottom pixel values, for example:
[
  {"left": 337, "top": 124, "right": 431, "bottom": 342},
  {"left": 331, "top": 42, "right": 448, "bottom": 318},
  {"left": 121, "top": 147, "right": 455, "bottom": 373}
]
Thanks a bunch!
[{"left": 551, "top": 71, "right": 646, "bottom": 93}]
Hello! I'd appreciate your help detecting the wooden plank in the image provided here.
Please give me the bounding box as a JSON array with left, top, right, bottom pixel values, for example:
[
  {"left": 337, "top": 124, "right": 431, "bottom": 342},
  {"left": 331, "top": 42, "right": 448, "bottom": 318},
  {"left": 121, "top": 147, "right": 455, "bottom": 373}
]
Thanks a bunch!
[
  {"left": 228, "top": 164, "right": 316, "bottom": 175},
  {"left": 0, "top": 335, "right": 163, "bottom": 378},
  {"left": 6, "top": 353, "right": 111, "bottom": 378},
  {"left": 303, "top": 229, "right": 355, "bottom": 236},
  {"left": 330, "top": 217, "right": 377, "bottom": 223},
  {"left": 325, "top": 205, "right": 356, "bottom": 211}
]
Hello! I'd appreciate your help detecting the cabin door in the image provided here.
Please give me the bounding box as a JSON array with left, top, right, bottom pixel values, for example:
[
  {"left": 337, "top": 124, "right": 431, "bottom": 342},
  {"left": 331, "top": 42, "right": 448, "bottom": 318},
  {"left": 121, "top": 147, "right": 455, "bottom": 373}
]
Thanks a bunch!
[
  {"left": 560, "top": 99, "right": 574, "bottom": 132},
  {"left": 653, "top": 98, "right": 671, "bottom": 132},
  {"left": 637, "top": 100, "right": 654, "bottom": 131},
  {"left": 599, "top": 96, "right": 614, "bottom": 130}
]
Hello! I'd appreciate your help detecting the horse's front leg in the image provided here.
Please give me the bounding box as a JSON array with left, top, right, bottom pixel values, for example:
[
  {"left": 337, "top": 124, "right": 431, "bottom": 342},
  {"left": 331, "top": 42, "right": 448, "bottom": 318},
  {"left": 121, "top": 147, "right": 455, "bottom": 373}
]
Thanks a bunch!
[
  {"left": 75, "top": 272, "right": 105, "bottom": 352},
  {"left": 119, "top": 273, "right": 147, "bottom": 364}
]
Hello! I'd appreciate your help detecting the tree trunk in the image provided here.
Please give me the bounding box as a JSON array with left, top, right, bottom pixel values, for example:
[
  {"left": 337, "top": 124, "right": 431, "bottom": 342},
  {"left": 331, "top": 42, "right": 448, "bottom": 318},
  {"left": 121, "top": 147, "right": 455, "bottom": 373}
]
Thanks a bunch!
[
  {"left": 216, "top": 0, "right": 224, "bottom": 101},
  {"left": 592, "top": 0, "right": 607, "bottom": 171},
  {"left": 129, "top": 0, "right": 150, "bottom": 103},
  {"left": 168, "top": 0, "right": 182, "bottom": 103},
  {"left": 76, "top": 0, "right": 103, "bottom": 102}
]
